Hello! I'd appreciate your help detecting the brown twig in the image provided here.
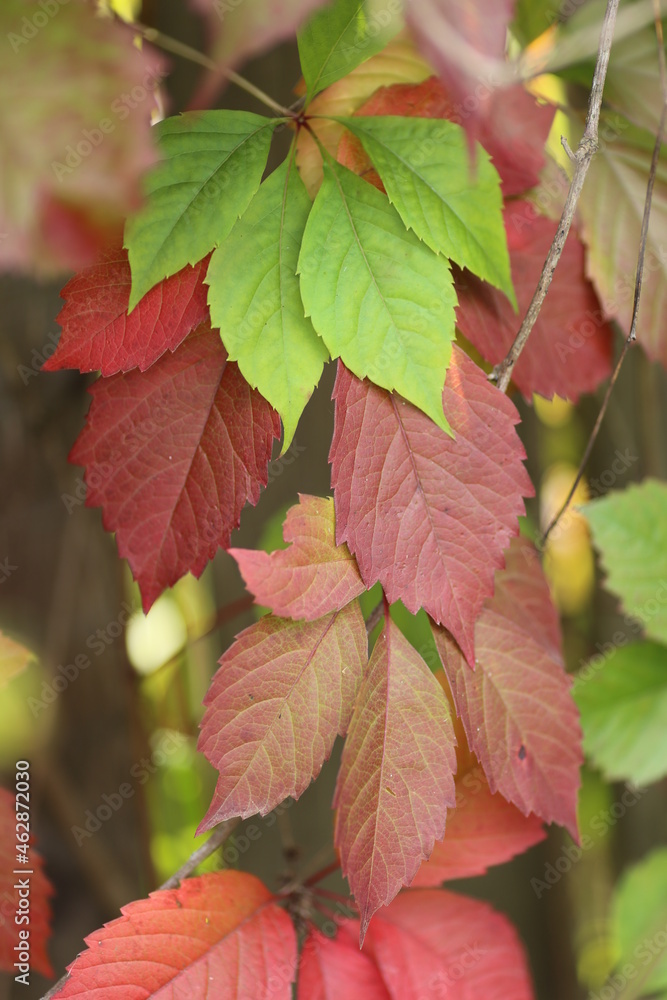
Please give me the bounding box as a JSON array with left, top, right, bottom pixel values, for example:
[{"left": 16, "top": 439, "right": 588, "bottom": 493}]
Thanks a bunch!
[
  {"left": 133, "top": 22, "right": 293, "bottom": 118},
  {"left": 491, "top": 0, "right": 621, "bottom": 393},
  {"left": 159, "top": 818, "right": 241, "bottom": 890},
  {"left": 365, "top": 599, "right": 385, "bottom": 635},
  {"left": 541, "top": 0, "right": 667, "bottom": 547}
]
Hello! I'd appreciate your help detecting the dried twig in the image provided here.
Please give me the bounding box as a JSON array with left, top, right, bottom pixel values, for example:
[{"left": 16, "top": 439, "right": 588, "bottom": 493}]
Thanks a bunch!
[
  {"left": 491, "top": 0, "right": 621, "bottom": 393},
  {"left": 541, "top": 0, "right": 667, "bottom": 547}
]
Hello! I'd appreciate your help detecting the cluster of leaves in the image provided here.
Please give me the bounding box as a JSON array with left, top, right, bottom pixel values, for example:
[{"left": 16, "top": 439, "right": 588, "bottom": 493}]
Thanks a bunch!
[{"left": 3, "top": 0, "right": 667, "bottom": 995}]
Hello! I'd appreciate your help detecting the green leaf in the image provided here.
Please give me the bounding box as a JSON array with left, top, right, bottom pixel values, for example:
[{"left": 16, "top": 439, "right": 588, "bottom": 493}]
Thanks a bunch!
[
  {"left": 584, "top": 479, "right": 667, "bottom": 644},
  {"left": 574, "top": 641, "right": 667, "bottom": 786},
  {"left": 612, "top": 848, "right": 667, "bottom": 995},
  {"left": 298, "top": 159, "right": 456, "bottom": 433},
  {"left": 337, "top": 115, "right": 515, "bottom": 303},
  {"left": 297, "top": 0, "right": 403, "bottom": 100},
  {"left": 207, "top": 158, "right": 328, "bottom": 451},
  {"left": 125, "top": 111, "right": 280, "bottom": 309}
]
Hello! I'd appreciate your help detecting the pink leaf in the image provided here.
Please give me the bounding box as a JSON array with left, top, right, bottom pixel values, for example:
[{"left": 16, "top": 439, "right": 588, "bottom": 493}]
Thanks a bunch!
[
  {"left": 44, "top": 248, "right": 210, "bottom": 376},
  {"left": 333, "top": 614, "right": 457, "bottom": 941},
  {"left": 230, "top": 494, "right": 365, "bottom": 620},
  {"left": 51, "top": 871, "right": 296, "bottom": 999},
  {"left": 455, "top": 200, "right": 613, "bottom": 400},
  {"left": 432, "top": 536, "right": 582, "bottom": 838},
  {"left": 405, "top": 0, "right": 516, "bottom": 148},
  {"left": 0, "top": 788, "right": 53, "bottom": 978},
  {"left": 361, "top": 888, "right": 535, "bottom": 999},
  {"left": 198, "top": 602, "right": 367, "bottom": 830},
  {"left": 298, "top": 926, "right": 391, "bottom": 999},
  {"left": 70, "top": 324, "right": 280, "bottom": 611},
  {"left": 329, "top": 349, "right": 533, "bottom": 666}
]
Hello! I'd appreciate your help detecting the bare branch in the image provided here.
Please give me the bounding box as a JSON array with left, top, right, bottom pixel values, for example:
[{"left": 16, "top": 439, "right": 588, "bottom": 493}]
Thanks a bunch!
[
  {"left": 541, "top": 0, "right": 667, "bottom": 547},
  {"left": 159, "top": 818, "right": 241, "bottom": 890},
  {"left": 491, "top": 0, "right": 621, "bottom": 394}
]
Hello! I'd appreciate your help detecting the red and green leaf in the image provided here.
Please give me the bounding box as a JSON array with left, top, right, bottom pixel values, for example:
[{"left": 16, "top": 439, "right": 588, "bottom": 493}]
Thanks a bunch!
[
  {"left": 198, "top": 601, "right": 367, "bottom": 829},
  {"left": 330, "top": 348, "right": 533, "bottom": 667},
  {"left": 334, "top": 614, "right": 457, "bottom": 940}
]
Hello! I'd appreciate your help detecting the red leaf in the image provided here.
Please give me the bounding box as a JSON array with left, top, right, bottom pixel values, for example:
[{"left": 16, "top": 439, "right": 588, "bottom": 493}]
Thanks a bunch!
[
  {"left": 44, "top": 248, "right": 210, "bottom": 376},
  {"left": 298, "top": 926, "right": 391, "bottom": 1000},
  {"left": 455, "top": 200, "right": 613, "bottom": 400},
  {"left": 432, "top": 536, "right": 582, "bottom": 838},
  {"left": 337, "top": 76, "right": 555, "bottom": 197},
  {"left": 330, "top": 349, "right": 532, "bottom": 667},
  {"left": 70, "top": 324, "right": 280, "bottom": 611},
  {"left": 413, "top": 777, "right": 545, "bottom": 885},
  {"left": 0, "top": 787, "right": 53, "bottom": 978},
  {"left": 361, "top": 888, "right": 535, "bottom": 999},
  {"left": 198, "top": 602, "right": 367, "bottom": 830},
  {"left": 52, "top": 871, "right": 297, "bottom": 999},
  {"left": 230, "top": 494, "right": 365, "bottom": 620},
  {"left": 333, "top": 614, "right": 456, "bottom": 940},
  {"left": 405, "top": 0, "right": 516, "bottom": 149}
]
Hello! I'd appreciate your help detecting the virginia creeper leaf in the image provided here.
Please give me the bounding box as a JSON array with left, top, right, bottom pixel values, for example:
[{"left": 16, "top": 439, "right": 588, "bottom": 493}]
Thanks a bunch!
[
  {"left": 0, "top": 788, "right": 53, "bottom": 977},
  {"left": 125, "top": 111, "right": 280, "bottom": 309},
  {"left": 330, "top": 350, "right": 532, "bottom": 666},
  {"left": 336, "top": 74, "right": 556, "bottom": 200},
  {"left": 0, "top": 631, "right": 33, "bottom": 688},
  {"left": 406, "top": 0, "right": 515, "bottom": 146},
  {"left": 611, "top": 849, "right": 667, "bottom": 996},
  {"left": 455, "top": 199, "right": 613, "bottom": 401},
  {"left": 575, "top": 641, "right": 667, "bottom": 787},
  {"left": 337, "top": 115, "right": 515, "bottom": 302},
  {"left": 295, "top": 37, "right": 432, "bottom": 196},
  {"left": 578, "top": 117, "right": 667, "bottom": 370},
  {"left": 412, "top": 778, "right": 546, "bottom": 885},
  {"left": 70, "top": 324, "right": 280, "bottom": 612},
  {"left": 298, "top": 0, "right": 404, "bottom": 99},
  {"left": 298, "top": 159, "right": 457, "bottom": 432},
  {"left": 207, "top": 157, "right": 328, "bottom": 451},
  {"left": 584, "top": 479, "right": 667, "bottom": 644},
  {"left": 229, "top": 494, "right": 365, "bottom": 620},
  {"left": 0, "top": 0, "right": 164, "bottom": 275},
  {"left": 298, "top": 925, "right": 391, "bottom": 999},
  {"left": 51, "top": 871, "right": 297, "bottom": 999},
  {"left": 44, "top": 247, "right": 210, "bottom": 376},
  {"left": 334, "top": 615, "right": 457, "bottom": 940},
  {"left": 354, "top": 888, "right": 535, "bottom": 998},
  {"left": 198, "top": 601, "right": 367, "bottom": 829},
  {"left": 432, "top": 536, "right": 582, "bottom": 838}
]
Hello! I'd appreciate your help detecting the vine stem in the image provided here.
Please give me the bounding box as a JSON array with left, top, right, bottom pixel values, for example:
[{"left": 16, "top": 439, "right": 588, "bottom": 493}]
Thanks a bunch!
[
  {"left": 541, "top": 0, "right": 667, "bottom": 546},
  {"left": 134, "top": 23, "right": 293, "bottom": 118},
  {"left": 491, "top": 0, "right": 621, "bottom": 393}
]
